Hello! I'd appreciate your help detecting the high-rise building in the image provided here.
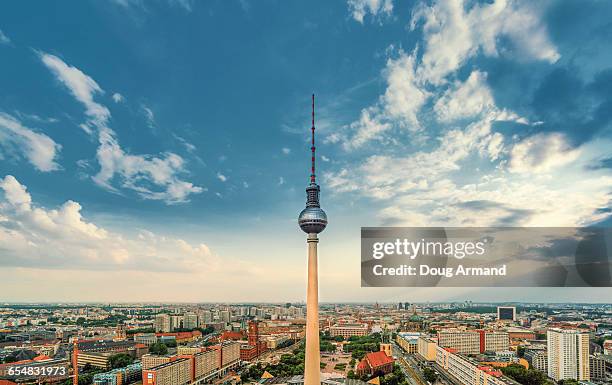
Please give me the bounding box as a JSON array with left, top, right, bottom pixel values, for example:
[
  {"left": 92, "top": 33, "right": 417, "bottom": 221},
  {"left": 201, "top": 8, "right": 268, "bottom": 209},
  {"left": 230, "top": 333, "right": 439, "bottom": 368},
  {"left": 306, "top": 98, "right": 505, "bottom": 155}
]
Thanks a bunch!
[
  {"left": 155, "top": 314, "right": 171, "bottom": 333},
  {"left": 298, "top": 94, "right": 328, "bottom": 385},
  {"left": 497, "top": 306, "right": 516, "bottom": 321},
  {"left": 170, "top": 315, "right": 183, "bottom": 330},
  {"left": 547, "top": 328, "right": 590, "bottom": 381},
  {"left": 220, "top": 310, "right": 230, "bottom": 323},
  {"left": 183, "top": 313, "right": 198, "bottom": 330},
  {"left": 199, "top": 310, "right": 212, "bottom": 325}
]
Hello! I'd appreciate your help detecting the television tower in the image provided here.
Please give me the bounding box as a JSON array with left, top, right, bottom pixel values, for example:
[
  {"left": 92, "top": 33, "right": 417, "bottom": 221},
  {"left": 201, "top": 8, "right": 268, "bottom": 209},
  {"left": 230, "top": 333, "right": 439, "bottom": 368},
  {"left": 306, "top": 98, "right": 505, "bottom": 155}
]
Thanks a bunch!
[{"left": 298, "top": 94, "right": 328, "bottom": 385}]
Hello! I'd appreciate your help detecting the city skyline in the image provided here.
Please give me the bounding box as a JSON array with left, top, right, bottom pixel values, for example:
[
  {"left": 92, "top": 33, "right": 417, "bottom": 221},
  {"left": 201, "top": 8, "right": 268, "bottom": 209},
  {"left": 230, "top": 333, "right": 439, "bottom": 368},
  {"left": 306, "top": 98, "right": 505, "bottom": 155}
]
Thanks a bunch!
[{"left": 1, "top": 0, "right": 612, "bottom": 302}]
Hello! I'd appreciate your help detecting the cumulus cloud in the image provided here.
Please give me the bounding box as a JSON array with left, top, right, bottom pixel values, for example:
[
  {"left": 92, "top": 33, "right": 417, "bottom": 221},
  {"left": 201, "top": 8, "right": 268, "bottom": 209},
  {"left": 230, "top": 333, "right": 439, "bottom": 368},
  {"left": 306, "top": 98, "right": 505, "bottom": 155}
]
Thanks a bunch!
[
  {"left": 0, "top": 112, "right": 62, "bottom": 172},
  {"left": 382, "top": 52, "right": 430, "bottom": 129},
  {"left": 412, "top": 0, "right": 560, "bottom": 85},
  {"left": 434, "top": 71, "right": 495, "bottom": 122},
  {"left": 39, "top": 52, "right": 202, "bottom": 203},
  {"left": 347, "top": 0, "right": 393, "bottom": 23},
  {"left": 0, "top": 175, "right": 215, "bottom": 271},
  {"left": 326, "top": 107, "right": 612, "bottom": 227},
  {"left": 282, "top": 147, "right": 291, "bottom": 155},
  {"left": 509, "top": 132, "right": 581, "bottom": 174},
  {"left": 344, "top": 108, "right": 391, "bottom": 150},
  {"left": 112, "top": 93, "right": 124, "bottom": 103},
  {"left": 343, "top": 0, "right": 559, "bottom": 149}
]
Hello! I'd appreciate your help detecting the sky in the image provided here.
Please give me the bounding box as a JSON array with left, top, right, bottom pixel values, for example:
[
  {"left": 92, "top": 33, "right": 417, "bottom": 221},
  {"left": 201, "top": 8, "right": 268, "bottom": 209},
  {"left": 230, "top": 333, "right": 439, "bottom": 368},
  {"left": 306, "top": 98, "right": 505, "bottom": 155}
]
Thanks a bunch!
[{"left": 0, "top": 0, "right": 611, "bottom": 303}]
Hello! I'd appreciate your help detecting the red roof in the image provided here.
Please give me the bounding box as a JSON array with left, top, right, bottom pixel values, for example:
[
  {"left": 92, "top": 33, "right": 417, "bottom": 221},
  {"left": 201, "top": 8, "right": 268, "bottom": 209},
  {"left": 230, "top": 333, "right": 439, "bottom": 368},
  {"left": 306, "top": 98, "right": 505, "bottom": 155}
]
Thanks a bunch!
[
  {"left": 365, "top": 351, "right": 394, "bottom": 368},
  {"left": 221, "top": 331, "right": 245, "bottom": 340},
  {"left": 356, "top": 360, "right": 369, "bottom": 371},
  {"left": 0, "top": 380, "right": 18, "bottom": 385}
]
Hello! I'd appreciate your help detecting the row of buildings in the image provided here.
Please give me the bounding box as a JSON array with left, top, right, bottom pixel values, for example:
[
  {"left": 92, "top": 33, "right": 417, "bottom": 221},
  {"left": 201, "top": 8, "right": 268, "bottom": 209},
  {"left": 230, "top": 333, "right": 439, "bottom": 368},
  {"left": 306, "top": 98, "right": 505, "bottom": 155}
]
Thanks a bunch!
[
  {"left": 407, "top": 327, "right": 607, "bottom": 383},
  {"left": 141, "top": 341, "right": 241, "bottom": 385}
]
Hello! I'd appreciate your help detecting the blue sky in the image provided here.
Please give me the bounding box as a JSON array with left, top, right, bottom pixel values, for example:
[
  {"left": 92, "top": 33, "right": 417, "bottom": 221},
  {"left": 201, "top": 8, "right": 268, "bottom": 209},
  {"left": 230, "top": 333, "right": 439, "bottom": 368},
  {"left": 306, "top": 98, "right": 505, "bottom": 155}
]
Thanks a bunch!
[{"left": 0, "top": 0, "right": 611, "bottom": 302}]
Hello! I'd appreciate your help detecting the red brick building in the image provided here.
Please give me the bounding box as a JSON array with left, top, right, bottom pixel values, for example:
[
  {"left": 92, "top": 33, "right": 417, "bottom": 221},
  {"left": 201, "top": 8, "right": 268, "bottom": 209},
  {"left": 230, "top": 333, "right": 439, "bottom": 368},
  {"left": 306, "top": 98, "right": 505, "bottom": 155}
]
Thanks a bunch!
[
  {"left": 239, "top": 321, "right": 267, "bottom": 361},
  {"left": 356, "top": 351, "right": 394, "bottom": 377}
]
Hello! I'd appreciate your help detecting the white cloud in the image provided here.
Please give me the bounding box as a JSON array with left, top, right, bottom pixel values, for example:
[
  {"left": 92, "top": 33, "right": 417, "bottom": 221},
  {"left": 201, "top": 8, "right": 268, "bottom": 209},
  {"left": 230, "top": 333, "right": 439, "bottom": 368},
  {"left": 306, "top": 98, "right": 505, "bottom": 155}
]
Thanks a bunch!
[
  {"left": 344, "top": 108, "right": 391, "bottom": 150},
  {"left": 217, "top": 172, "right": 227, "bottom": 182},
  {"left": 342, "top": 51, "right": 429, "bottom": 149},
  {"left": 508, "top": 133, "right": 580, "bottom": 174},
  {"left": 243, "top": 181, "right": 249, "bottom": 188},
  {"left": 40, "top": 53, "right": 110, "bottom": 132},
  {"left": 0, "top": 112, "right": 62, "bottom": 172},
  {"left": 412, "top": 0, "right": 560, "bottom": 85},
  {"left": 382, "top": 52, "right": 430, "bottom": 129},
  {"left": 434, "top": 70, "right": 495, "bottom": 122},
  {"left": 112, "top": 93, "right": 124, "bottom": 103},
  {"left": 278, "top": 176, "right": 285, "bottom": 185},
  {"left": 0, "top": 29, "right": 10, "bottom": 44},
  {"left": 343, "top": 0, "right": 557, "bottom": 149},
  {"left": 321, "top": 155, "right": 330, "bottom": 162},
  {"left": 141, "top": 104, "right": 155, "bottom": 128},
  {"left": 282, "top": 147, "right": 291, "bottom": 155},
  {"left": 0, "top": 175, "right": 216, "bottom": 271},
  {"left": 40, "top": 52, "right": 203, "bottom": 204},
  {"left": 326, "top": 121, "right": 612, "bottom": 227},
  {"left": 347, "top": 0, "right": 393, "bottom": 23}
]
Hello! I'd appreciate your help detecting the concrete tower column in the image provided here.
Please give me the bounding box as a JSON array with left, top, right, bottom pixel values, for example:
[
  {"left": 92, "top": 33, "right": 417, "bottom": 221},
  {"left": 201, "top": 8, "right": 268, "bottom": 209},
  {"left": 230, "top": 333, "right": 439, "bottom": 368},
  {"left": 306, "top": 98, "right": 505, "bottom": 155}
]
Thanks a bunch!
[{"left": 304, "top": 233, "right": 320, "bottom": 385}]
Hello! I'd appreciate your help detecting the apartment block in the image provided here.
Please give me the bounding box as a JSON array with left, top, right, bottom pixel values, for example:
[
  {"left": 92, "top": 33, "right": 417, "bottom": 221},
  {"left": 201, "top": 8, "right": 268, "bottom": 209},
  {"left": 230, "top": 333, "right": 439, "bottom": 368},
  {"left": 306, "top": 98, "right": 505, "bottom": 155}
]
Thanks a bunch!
[
  {"left": 329, "top": 323, "right": 369, "bottom": 339},
  {"left": 142, "top": 358, "right": 191, "bottom": 385},
  {"left": 417, "top": 337, "right": 437, "bottom": 361},
  {"left": 435, "top": 346, "right": 507, "bottom": 385},
  {"left": 547, "top": 328, "right": 590, "bottom": 381}
]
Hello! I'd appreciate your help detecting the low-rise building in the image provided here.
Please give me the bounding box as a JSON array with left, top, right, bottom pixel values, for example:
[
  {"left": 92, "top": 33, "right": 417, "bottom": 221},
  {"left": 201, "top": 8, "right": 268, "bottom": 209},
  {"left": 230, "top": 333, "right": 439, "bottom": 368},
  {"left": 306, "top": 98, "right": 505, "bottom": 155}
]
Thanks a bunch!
[
  {"left": 524, "top": 349, "right": 547, "bottom": 372},
  {"left": 396, "top": 332, "right": 420, "bottom": 354},
  {"left": 329, "top": 324, "right": 368, "bottom": 339},
  {"left": 589, "top": 354, "right": 606, "bottom": 380}
]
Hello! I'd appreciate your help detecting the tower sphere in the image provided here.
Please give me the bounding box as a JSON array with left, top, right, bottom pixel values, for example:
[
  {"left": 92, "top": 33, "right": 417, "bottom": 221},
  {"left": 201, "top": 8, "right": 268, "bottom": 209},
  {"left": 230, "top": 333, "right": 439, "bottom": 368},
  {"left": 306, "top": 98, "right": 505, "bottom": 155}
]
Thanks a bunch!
[{"left": 299, "top": 206, "right": 327, "bottom": 234}]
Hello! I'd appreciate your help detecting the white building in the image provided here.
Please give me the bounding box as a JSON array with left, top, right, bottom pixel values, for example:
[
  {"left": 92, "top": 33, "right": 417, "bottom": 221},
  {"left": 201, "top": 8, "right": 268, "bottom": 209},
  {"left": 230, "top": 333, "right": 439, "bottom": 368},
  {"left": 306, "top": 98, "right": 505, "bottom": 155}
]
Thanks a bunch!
[{"left": 547, "top": 328, "right": 590, "bottom": 381}]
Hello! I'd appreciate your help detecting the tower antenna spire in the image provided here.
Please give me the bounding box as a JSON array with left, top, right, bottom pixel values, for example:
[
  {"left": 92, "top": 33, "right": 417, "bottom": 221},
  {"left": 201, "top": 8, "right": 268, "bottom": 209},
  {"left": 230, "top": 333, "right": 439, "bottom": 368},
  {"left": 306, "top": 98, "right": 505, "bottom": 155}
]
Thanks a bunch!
[{"left": 310, "top": 94, "right": 316, "bottom": 185}]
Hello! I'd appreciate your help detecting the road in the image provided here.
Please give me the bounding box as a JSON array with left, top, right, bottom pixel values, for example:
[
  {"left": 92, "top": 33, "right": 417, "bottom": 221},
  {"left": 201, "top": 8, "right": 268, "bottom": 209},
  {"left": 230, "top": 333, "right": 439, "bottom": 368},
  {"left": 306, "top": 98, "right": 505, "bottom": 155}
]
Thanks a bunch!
[
  {"left": 392, "top": 343, "right": 427, "bottom": 385},
  {"left": 392, "top": 342, "right": 457, "bottom": 385}
]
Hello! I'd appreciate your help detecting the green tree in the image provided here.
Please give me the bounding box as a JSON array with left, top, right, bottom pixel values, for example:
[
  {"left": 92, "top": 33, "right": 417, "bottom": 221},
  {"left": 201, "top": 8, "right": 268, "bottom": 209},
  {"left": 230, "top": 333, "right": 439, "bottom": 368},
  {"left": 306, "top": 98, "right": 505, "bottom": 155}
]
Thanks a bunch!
[
  {"left": 423, "top": 367, "right": 437, "bottom": 384},
  {"left": 149, "top": 342, "right": 168, "bottom": 355},
  {"left": 109, "top": 353, "right": 133, "bottom": 369},
  {"left": 501, "top": 364, "right": 550, "bottom": 385}
]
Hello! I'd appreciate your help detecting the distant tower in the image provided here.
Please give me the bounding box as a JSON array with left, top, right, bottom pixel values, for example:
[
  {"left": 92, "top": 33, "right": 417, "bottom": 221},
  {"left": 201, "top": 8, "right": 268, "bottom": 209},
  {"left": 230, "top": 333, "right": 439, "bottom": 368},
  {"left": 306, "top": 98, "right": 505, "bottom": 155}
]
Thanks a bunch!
[{"left": 299, "top": 94, "right": 327, "bottom": 385}]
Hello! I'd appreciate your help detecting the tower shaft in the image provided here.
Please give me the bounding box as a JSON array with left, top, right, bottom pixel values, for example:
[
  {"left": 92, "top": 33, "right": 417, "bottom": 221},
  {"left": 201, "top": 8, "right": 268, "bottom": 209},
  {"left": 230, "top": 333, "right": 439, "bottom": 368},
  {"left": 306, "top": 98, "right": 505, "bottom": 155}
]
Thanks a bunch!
[{"left": 304, "top": 233, "right": 320, "bottom": 385}]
